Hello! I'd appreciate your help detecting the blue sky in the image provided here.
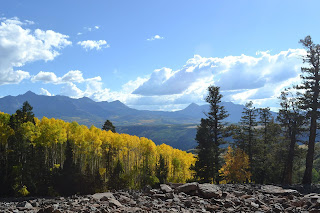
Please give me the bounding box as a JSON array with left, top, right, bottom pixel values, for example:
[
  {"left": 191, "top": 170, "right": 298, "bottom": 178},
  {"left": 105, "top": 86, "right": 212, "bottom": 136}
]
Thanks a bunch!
[{"left": 1, "top": 0, "right": 320, "bottom": 111}]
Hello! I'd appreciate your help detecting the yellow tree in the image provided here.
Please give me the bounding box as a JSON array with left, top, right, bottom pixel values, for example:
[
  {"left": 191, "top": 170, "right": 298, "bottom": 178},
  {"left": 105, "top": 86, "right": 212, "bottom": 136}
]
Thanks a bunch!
[{"left": 219, "top": 146, "right": 251, "bottom": 183}]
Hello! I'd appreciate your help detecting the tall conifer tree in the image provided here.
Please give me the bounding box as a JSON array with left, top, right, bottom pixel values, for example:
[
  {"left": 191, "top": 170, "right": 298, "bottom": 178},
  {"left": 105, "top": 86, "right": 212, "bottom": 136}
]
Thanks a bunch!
[
  {"left": 238, "top": 101, "right": 257, "bottom": 163},
  {"left": 297, "top": 36, "right": 320, "bottom": 185},
  {"left": 278, "top": 89, "right": 306, "bottom": 184},
  {"left": 194, "top": 86, "right": 228, "bottom": 183}
]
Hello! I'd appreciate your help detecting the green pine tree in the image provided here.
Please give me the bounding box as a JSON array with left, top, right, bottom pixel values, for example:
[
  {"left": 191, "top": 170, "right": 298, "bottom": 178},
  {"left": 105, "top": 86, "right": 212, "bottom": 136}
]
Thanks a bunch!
[{"left": 194, "top": 86, "right": 229, "bottom": 183}]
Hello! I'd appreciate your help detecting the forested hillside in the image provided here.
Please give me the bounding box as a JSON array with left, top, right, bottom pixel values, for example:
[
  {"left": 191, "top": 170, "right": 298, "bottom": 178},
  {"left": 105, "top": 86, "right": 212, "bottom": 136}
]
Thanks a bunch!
[
  {"left": 0, "top": 103, "right": 195, "bottom": 197},
  {"left": 0, "top": 92, "right": 278, "bottom": 150}
]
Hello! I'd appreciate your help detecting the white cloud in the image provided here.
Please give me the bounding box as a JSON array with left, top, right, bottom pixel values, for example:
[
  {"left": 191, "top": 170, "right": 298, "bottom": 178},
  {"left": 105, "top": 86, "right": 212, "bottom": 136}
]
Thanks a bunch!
[
  {"left": 61, "top": 70, "right": 84, "bottom": 83},
  {"left": 31, "top": 71, "right": 59, "bottom": 83},
  {"left": 129, "top": 49, "right": 305, "bottom": 110},
  {"left": 0, "top": 17, "right": 71, "bottom": 85},
  {"left": 61, "top": 82, "right": 84, "bottom": 98},
  {"left": 30, "top": 48, "right": 306, "bottom": 111},
  {"left": 40, "top": 88, "right": 53, "bottom": 96},
  {"left": 147, "top": 35, "right": 164, "bottom": 41},
  {"left": 77, "top": 40, "right": 110, "bottom": 50}
]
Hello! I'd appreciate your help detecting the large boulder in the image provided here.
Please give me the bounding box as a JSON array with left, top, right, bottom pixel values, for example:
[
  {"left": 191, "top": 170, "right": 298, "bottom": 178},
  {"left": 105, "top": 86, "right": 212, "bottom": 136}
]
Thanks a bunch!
[
  {"left": 198, "top": 184, "right": 222, "bottom": 198},
  {"left": 175, "top": 182, "right": 198, "bottom": 193},
  {"left": 92, "top": 192, "right": 115, "bottom": 201}
]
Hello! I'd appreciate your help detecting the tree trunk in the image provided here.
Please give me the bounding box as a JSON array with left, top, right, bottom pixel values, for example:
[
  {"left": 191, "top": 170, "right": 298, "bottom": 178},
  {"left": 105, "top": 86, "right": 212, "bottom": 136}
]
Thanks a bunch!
[
  {"left": 282, "top": 127, "right": 296, "bottom": 185},
  {"left": 302, "top": 115, "right": 317, "bottom": 184}
]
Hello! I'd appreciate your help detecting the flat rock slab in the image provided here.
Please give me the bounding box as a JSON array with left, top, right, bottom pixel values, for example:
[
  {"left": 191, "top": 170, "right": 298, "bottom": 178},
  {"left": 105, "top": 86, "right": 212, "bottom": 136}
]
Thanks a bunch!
[
  {"left": 198, "top": 184, "right": 222, "bottom": 198},
  {"left": 92, "top": 192, "right": 115, "bottom": 201},
  {"left": 260, "top": 185, "right": 299, "bottom": 196}
]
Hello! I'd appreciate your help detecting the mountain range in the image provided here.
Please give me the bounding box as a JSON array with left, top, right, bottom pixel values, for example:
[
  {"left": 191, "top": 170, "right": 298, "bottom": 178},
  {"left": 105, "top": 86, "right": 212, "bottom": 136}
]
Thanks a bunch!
[
  {"left": 0, "top": 91, "right": 249, "bottom": 126},
  {"left": 0, "top": 91, "right": 277, "bottom": 150}
]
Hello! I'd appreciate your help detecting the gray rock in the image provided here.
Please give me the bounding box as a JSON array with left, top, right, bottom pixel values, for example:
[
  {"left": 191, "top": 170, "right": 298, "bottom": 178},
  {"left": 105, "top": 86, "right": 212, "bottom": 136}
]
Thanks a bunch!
[
  {"left": 198, "top": 183, "right": 222, "bottom": 198},
  {"left": 153, "top": 194, "right": 166, "bottom": 199},
  {"left": 92, "top": 192, "right": 115, "bottom": 201},
  {"left": 160, "top": 184, "right": 173, "bottom": 193},
  {"left": 16, "top": 201, "right": 33, "bottom": 209},
  {"left": 175, "top": 182, "right": 198, "bottom": 193},
  {"left": 31, "top": 201, "right": 39, "bottom": 207},
  {"left": 251, "top": 201, "right": 259, "bottom": 209},
  {"left": 108, "top": 198, "right": 123, "bottom": 208},
  {"left": 261, "top": 185, "right": 299, "bottom": 196}
]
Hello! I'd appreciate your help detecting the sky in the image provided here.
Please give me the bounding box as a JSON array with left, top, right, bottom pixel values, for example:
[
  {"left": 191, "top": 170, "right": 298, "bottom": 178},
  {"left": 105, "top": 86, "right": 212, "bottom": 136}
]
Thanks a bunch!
[{"left": 1, "top": 0, "right": 320, "bottom": 111}]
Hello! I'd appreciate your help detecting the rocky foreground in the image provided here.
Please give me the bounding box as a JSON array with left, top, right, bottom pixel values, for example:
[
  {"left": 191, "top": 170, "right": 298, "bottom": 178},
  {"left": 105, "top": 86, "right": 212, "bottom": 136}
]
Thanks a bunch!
[{"left": 1, "top": 183, "right": 320, "bottom": 212}]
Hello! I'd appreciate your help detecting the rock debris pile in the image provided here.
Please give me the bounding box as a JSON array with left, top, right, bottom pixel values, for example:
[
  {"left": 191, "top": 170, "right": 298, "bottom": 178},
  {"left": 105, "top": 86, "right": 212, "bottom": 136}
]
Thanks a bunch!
[{"left": 1, "top": 183, "right": 320, "bottom": 212}]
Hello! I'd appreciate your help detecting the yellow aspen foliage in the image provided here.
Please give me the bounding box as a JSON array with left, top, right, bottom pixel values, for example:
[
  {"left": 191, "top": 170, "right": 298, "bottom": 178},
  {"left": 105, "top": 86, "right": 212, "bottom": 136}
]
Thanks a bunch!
[
  {"left": 0, "top": 110, "right": 196, "bottom": 185},
  {"left": 0, "top": 111, "right": 14, "bottom": 145},
  {"left": 219, "top": 146, "right": 251, "bottom": 183}
]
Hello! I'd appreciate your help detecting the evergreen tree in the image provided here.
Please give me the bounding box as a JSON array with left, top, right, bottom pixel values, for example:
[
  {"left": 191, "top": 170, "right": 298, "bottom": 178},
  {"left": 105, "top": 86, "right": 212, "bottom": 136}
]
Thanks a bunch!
[
  {"left": 5, "top": 101, "right": 35, "bottom": 196},
  {"left": 102, "top": 120, "right": 116, "bottom": 133},
  {"left": 237, "top": 101, "right": 258, "bottom": 163},
  {"left": 58, "top": 140, "right": 82, "bottom": 195},
  {"left": 296, "top": 36, "right": 320, "bottom": 185},
  {"left": 277, "top": 89, "right": 306, "bottom": 184},
  {"left": 108, "top": 159, "right": 127, "bottom": 190},
  {"left": 194, "top": 86, "right": 229, "bottom": 183},
  {"left": 156, "top": 154, "right": 169, "bottom": 184},
  {"left": 253, "top": 107, "right": 273, "bottom": 184}
]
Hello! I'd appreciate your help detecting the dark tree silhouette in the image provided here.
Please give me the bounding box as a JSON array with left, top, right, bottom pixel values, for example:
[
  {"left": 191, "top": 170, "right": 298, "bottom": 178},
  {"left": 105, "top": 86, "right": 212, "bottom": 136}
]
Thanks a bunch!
[
  {"left": 277, "top": 89, "right": 306, "bottom": 184},
  {"left": 156, "top": 154, "right": 169, "bottom": 184},
  {"left": 238, "top": 101, "right": 258, "bottom": 163},
  {"left": 102, "top": 120, "right": 116, "bottom": 133},
  {"left": 296, "top": 36, "right": 320, "bottom": 185}
]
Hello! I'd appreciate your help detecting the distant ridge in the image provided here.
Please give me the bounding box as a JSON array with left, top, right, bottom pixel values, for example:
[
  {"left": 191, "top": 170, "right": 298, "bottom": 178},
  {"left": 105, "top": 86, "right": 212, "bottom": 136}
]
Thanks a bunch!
[{"left": 0, "top": 91, "right": 252, "bottom": 127}]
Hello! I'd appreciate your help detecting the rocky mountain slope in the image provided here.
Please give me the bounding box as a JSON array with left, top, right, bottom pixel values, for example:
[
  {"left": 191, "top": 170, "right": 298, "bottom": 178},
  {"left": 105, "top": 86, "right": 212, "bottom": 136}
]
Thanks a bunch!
[{"left": 1, "top": 183, "right": 320, "bottom": 212}]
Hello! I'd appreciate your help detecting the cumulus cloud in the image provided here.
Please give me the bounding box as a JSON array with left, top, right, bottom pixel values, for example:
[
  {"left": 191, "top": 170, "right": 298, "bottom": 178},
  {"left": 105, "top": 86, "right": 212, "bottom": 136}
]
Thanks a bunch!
[
  {"left": 134, "top": 49, "right": 304, "bottom": 97},
  {"left": 31, "top": 71, "right": 59, "bottom": 83},
  {"left": 0, "top": 17, "right": 71, "bottom": 85},
  {"left": 77, "top": 40, "right": 110, "bottom": 50},
  {"left": 40, "top": 88, "right": 53, "bottom": 96},
  {"left": 32, "top": 70, "right": 88, "bottom": 84},
  {"left": 30, "top": 48, "right": 306, "bottom": 111},
  {"left": 60, "top": 82, "right": 84, "bottom": 98},
  {"left": 129, "top": 49, "right": 305, "bottom": 110},
  {"left": 61, "top": 70, "right": 85, "bottom": 83},
  {"left": 147, "top": 35, "right": 164, "bottom": 41}
]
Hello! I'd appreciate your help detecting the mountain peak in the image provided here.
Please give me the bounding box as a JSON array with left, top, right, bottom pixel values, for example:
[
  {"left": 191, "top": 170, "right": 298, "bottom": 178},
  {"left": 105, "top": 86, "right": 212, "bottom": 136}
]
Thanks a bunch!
[
  {"left": 78, "top": 96, "right": 93, "bottom": 102},
  {"left": 110, "top": 100, "right": 128, "bottom": 107},
  {"left": 184, "top": 103, "right": 200, "bottom": 110},
  {"left": 188, "top": 103, "right": 199, "bottom": 107},
  {"left": 23, "top": 91, "right": 36, "bottom": 96}
]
